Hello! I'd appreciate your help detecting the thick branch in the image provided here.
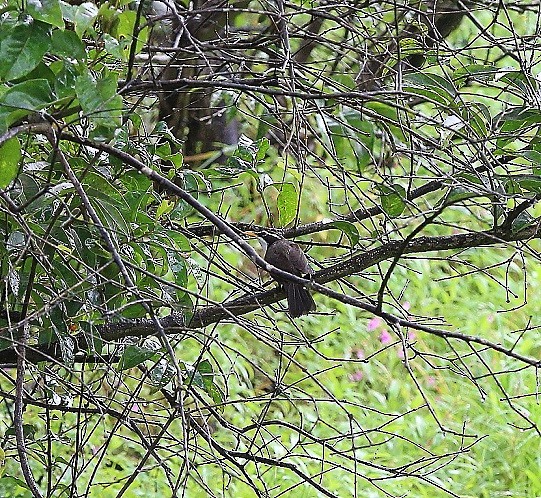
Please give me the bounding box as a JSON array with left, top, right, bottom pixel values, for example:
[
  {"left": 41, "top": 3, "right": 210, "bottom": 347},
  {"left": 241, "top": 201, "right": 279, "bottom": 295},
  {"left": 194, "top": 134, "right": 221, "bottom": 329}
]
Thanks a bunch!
[{"left": 0, "top": 223, "right": 537, "bottom": 367}]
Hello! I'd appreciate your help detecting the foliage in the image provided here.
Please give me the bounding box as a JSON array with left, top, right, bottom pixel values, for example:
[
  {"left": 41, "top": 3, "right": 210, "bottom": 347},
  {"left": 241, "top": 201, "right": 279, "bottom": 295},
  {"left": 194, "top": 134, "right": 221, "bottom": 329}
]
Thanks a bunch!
[{"left": 0, "top": 0, "right": 541, "bottom": 497}]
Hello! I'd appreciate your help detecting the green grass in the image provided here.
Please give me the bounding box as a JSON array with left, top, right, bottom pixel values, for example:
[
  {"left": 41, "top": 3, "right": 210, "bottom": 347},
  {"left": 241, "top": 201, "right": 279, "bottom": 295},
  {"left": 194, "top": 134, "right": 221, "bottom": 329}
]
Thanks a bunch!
[
  {"left": 3, "top": 178, "right": 541, "bottom": 498},
  {"left": 179, "top": 213, "right": 541, "bottom": 497},
  {"left": 3, "top": 211, "right": 539, "bottom": 498}
]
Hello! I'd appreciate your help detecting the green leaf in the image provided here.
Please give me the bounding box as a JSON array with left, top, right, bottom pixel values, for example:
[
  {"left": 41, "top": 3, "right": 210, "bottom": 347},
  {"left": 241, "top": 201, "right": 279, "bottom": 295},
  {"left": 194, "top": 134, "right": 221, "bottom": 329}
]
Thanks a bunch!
[
  {"left": 149, "top": 359, "right": 175, "bottom": 387},
  {"left": 4, "top": 424, "right": 37, "bottom": 439},
  {"left": 121, "top": 302, "right": 148, "bottom": 319},
  {"left": 165, "top": 230, "right": 191, "bottom": 252},
  {"left": 73, "top": 2, "right": 99, "bottom": 36},
  {"left": 403, "top": 72, "right": 457, "bottom": 105},
  {"left": 89, "top": 194, "right": 130, "bottom": 236},
  {"left": 461, "top": 102, "right": 491, "bottom": 139},
  {"left": 0, "top": 324, "right": 22, "bottom": 352},
  {"left": 171, "top": 199, "right": 193, "bottom": 220},
  {"left": 183, "top": 171, "right": 200, "bottom": 194},
  {"left": 443, "top": 186, "right": 481, "bottom": 205},
  {"left": 204, "top": 382, "right": 224, "bottom": 407},
  {"left": 185, "top": 360, "right": 224, "bottom": 407},
  {"left": 441, "top": 172, "right": 500, "bottom": 206},
  {"left": 255, "top": 137, "right": 270, "bottom": 161},
  {"left": 23, "top": 61, "right": 57, "bottom": 86},
  {"left": 26, "top": 0, "right": 64, "bottom": 27},
  {"left": 156, "top": 199, "right": 174, "bottom": 220},
  {"left": 496, "top": 107, "right": 541, "bottom": 148},
  {"left": 327, "top": 123, "right": 372, "bottom": 171},
  {"left": 377, "top": 184, "right": 406, "bottom": 217},
  {"left": 364, "top": 101, "right": 398, "bottom": 122},
  {"left": 197, "top": 359, "right": 213, "bottom": 375},
  {"left": 116, "top": 10, "right": 141, "bottom": 39},
  {"left": 54, "top": 260, "right": 80, "bottom": 288},
  {"left": 0, "top": 138, "right": 21, "bottom": 188},
  {"left": 325, "top": 111, "right": 374, "bottom": 171},
  {"left": 50, "top": 29, "right": 86, "bottom": 60},
  {"left": 511, "top": 211, "right": 535, "bottom": 233},
  {"left": 115, "top": 9, "right": 148, "bottom": 52},
  {"left": 168, "top": 251, "right": 188, "bottom": 287},
  {"left": 405, "top": 72, "right": 457, "bottom": 97},
  {"left": 75, "top": 69, "right": 122, "bottom": 129},
  {"left": 173, "top": 292, "right": 193, "bottom": 316},
  {"left": 330, "top": 221, "right": 359, "bottom": 247},
  {"left": 0, "top": 21, "right": 51, "bottom": 82},
  {"left": 52, "top": 60, "right": 79, "bottom": 99},
  {"left": 502, "top": 174, "right": 541, "bottom": 194},
  {"left": 514, "top": 149, "right": 541, "bottom": 175},
  {"left": 499, "top": 107, "right": 541, "bottom": 126},
  {"left": 224, "top": 155, "right": 249, "bottom": 173},
  {"left": 120, "top": 170, "right": 153, "bottom": 221},
  {"left": 236, "top": 146, "right": 253, "bottom": 162},
  {"left": 0, "top": 475, "right": 31, "bottom": 491},
  {"left": 345, "top": 113, "right": 374, "bottom": 170},
  {"left": 364, "top": 101, "right": 407, "bottom": 143},
  {"left": 382, "top": 37, "right": 426, "bottom": 76},
  {"left": 102, "top": 33, "right": 130, "bottom": 61},
  {"left": 452, "top": 64, "right": 499, "bottom": 87},
  {"left": 0, "top": 338, "right": 14, "bottom": 353},
  {"left": 0, "top": 447, "right": 5, "bottom": 478},
  {"left": 277, "top": 183, "right": 298, "bottom": 227},
  {"left": 529, "top": 132, "right": 541, "bottom": 155},
  {"left": 2, "top": 78, "right": 54, "bottom": 111},
  {"left": 398, "top": 37, "right": 425, "bottom": 56},
  {"left": 499, "top": 71, "right": 539, "bottom": 95},
  {"left": 117, "top": 345, "right": 157, "bottom": 370},
  {"left": 225, "top": 135, "right": 270, "bottom": 172}
]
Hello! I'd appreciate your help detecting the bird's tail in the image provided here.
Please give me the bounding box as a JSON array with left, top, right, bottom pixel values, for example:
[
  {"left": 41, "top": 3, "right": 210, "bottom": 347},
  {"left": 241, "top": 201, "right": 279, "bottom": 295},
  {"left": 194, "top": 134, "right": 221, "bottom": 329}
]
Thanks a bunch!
[{"left": 286, "top": 283, "right": 316, "bottom": 318}]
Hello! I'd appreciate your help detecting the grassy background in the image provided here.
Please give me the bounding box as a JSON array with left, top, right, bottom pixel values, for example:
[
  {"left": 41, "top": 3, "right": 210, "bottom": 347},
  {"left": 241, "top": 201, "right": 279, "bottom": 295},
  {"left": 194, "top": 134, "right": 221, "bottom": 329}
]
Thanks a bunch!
[
  {"left": 2, "top": 175, "right": 539, "bottom": 498},
  {"left": 3, "top": 5, "right": 541, "bottom": 497},
  {"left": 169, "top": 203, "right": 541, "bottom": 497}
]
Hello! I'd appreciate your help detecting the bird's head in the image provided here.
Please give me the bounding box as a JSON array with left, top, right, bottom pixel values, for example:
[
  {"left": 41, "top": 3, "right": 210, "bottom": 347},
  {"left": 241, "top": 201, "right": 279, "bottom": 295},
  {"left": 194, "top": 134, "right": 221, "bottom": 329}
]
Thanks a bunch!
[{"left": 244, "top": 229, "right": 283, "bottom": 251}]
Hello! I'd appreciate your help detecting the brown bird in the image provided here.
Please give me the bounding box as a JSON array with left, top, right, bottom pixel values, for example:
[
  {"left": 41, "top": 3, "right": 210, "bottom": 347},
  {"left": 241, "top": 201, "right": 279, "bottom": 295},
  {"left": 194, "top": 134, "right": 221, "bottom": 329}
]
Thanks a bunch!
[{"left": 251, "top": 230, "right": 316, "bottom": 318}]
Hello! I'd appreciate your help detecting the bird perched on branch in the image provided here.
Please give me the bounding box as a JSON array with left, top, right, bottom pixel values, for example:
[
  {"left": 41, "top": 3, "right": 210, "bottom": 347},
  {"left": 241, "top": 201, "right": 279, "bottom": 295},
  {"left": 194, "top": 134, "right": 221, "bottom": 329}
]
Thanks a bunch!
[{"left": 248, "top": 230, "right": 316, "bottom": 318}]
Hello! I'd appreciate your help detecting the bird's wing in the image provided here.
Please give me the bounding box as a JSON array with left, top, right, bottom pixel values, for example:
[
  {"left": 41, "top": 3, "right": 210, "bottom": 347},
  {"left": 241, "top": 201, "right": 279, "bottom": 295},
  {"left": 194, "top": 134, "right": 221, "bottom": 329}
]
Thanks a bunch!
[{"left": 286, "top": 241, "right": 314, "bottom": 275}]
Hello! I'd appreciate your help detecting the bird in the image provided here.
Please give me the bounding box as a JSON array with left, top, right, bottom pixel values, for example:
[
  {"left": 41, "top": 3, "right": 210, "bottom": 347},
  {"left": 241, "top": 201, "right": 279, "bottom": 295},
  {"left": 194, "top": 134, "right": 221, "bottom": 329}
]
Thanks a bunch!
[{"left": 248, "top": 230, "right": 316, "bottom": 318}]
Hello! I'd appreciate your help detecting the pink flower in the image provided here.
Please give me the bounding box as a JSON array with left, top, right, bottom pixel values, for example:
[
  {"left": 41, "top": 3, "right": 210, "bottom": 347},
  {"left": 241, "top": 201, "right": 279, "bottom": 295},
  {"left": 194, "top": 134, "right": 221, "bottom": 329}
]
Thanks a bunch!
[
  {"left": 426, "top": 376, "right": 437, "bottom": 388},
  {"left": 397, "top": 347, "right": 405, "bottom": 359},
  {"left": 354, "top": 348, "right": 365, "bottom": 360},
  {"left": 367, "top": 316, "right": 383, "bottom": 331},
  {"left": 402, "top": 301, "right": 411, "bottom": 311},
  {"left": 349, "top": 371, "right": 364, "bottom": 382},
  {"left": 379, "top": 329, "right": 392, "bottom": 344},
  {"left": 407, "top": 330, "right": 416, "bottom": 341}
]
